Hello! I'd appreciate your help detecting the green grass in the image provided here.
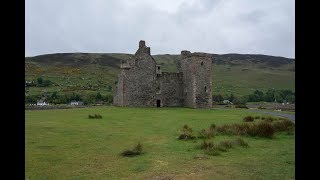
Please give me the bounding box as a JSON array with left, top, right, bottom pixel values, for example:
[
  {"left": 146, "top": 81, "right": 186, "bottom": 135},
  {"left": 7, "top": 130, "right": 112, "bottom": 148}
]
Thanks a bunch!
[{"left": 26, "top": 107, "right": 294, "bottom": 179}]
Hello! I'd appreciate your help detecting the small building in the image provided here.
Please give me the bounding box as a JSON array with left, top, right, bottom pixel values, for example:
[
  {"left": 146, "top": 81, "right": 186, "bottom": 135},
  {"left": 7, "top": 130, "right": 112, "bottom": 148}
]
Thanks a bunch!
[
  {"left": 36, "top": 101, "right": 49, "bottom": 106},
  {"left": 223, "top": 100, "right": 233, "bottom": 104},
  {"left": 70, "top": 101, "right": 83, "bottom": 106}
]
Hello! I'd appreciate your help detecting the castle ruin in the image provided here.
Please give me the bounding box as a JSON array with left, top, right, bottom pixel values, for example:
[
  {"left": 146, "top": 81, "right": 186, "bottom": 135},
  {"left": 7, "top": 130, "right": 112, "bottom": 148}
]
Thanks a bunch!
[{"left": 113, "top": 40, "right": 213, "bottom": 108}]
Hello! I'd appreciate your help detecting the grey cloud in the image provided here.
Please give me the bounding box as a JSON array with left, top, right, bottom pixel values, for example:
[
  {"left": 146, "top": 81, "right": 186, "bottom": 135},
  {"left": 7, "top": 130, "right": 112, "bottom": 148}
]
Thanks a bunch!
[{"left": 25, "top": 0, "right": 294, "bottom": 58}]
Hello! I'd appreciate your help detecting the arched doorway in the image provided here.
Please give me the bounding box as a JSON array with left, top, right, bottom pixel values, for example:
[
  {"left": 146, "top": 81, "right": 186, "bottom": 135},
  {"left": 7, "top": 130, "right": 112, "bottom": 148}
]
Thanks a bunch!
[{"left": 156, "top": 100, "right": 161, "bottom": 107}]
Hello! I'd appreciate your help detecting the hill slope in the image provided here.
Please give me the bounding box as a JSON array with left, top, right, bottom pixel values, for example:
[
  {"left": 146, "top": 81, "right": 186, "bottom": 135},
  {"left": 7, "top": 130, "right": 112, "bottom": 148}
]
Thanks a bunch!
[{"left": 25, "top": 53, "right": 295, "bottom": 97}]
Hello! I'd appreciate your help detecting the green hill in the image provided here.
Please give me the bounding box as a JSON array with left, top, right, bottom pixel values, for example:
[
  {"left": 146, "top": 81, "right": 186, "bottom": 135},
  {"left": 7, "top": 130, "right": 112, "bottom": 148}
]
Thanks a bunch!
[{"left": 25, "top": 53, "right": 295, "bottom": 98}]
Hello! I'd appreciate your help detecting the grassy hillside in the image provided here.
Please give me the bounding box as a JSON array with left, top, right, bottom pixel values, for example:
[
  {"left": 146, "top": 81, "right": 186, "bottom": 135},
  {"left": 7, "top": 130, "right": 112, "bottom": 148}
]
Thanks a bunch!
[
  {"left": 26, "top": 107, "right": 294, "bottom": 179},
  {"left": 25, "top": 53, "right": 295, "bottom": 98}
]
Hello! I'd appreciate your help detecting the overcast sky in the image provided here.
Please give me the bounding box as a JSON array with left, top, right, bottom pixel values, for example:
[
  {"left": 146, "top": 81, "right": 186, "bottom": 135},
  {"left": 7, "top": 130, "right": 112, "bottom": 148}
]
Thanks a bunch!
[{"left": 25, "top": 0, "right": 295, "bottom": 58}]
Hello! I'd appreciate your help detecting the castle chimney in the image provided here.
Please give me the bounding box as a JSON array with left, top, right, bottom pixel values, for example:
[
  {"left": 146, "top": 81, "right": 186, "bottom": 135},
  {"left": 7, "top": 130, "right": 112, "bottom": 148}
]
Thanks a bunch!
[
  {"left": 181, "top": 50, "right": 191, "bottom": 59},
  {"left": 139, "top": 40, "right": 146, "bottom": 48}
]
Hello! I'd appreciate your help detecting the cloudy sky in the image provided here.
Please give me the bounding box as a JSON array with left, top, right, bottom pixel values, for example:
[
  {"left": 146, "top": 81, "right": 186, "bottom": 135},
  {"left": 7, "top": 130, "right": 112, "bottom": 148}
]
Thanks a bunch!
[{"left": 25, "top": 0, "right": 295, "bottom": 58}]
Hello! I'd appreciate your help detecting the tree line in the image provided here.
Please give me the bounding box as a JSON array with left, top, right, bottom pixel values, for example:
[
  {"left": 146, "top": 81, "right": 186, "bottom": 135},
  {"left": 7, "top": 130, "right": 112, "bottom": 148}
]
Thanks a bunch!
[
  {"left": 25, "top": 92, "right": 113, "bottom": 105},
  {"left": 212, "top": 89, "right": 295, "bottom": 104}
]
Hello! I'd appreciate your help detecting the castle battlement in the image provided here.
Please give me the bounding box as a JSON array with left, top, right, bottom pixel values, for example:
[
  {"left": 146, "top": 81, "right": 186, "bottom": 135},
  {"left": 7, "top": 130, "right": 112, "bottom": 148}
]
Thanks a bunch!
[{"left": 181, "top": 50, "right": 213, "bottom": 60}]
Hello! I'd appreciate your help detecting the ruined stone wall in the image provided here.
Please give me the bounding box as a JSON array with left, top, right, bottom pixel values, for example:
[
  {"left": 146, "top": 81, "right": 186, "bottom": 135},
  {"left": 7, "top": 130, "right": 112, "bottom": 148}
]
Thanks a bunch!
[
  {"left": 114, "top": 41, "right": 157, "bottom": 107},
  {"left": 114, "top": 41, "right": 213, "bottom": 108},
  {"left": 155, "top": 72, "right": 184, "bottom": 107},
  {"left": 180, "top": 51, "right": 213, "bottom": 108}
]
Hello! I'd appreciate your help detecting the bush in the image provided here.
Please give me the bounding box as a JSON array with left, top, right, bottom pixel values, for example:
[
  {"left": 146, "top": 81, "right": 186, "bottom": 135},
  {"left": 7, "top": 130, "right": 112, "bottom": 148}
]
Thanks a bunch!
[
  {"left": 198, "top": 128, "right": 215, "bottom": 139},
  {"left": 235, "top": 104, "right": 248, "bottom": 109},
  {"left": 233, "top": 138, "right": 249, "bottom": 147},
  {"left": 218, "top": 140, "right": 233, "bottom": 149},
  {"left": 204, "top": 148, "right": 221, "bottom": 156},
  {"left": 216, "top": 124, "right": 233, "bottom": 135},
  {"left": 199, "top": 140, "right": 215, "bottom": 150},
  {"left": 263, "top": 116, "right": 276, "bottom": 122},
  {"left": 121, "top": 143, "right": 143, "bottom": 157},
  {"left": 254, "top": 116, "right": 260, "bottom": 119},
  {"left": 243, "top": 116, "right": 254, "bottom": 122},
  {"left": 88, "top": 114, "right": 102, "bottom": 119},
  {"left": 248, "top": 122, "right": 275, "bottom": 138},
  {"left": 210, "top": 123, "right": 216, "bottom": 129},
  {"left": 178, "top": 124, "right": 195, "bottom": 140},
  {"left": 273, "top": 119, "right": 295, "bottom": 132},
  {"left": 232, "top": 123, "right": 251, "bottom": 135}
]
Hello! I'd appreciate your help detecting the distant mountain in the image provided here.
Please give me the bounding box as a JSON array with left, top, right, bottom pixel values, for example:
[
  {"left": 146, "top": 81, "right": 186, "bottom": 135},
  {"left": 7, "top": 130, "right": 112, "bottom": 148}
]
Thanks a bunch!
[
  {"left": 25, "top": 52, "right": 294, "bottom": 68},
  {"left": 25, "top": 52, "right": 295, "bottom": 97}
]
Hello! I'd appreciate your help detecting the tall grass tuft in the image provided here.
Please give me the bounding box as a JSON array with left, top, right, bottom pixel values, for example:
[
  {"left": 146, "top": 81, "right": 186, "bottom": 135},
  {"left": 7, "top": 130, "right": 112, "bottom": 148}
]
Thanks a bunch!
[
  {"left": 121, "top": 142, "right": 143, "bottom": 157},
  {"left": 243, "top": 116, "right": 254, "bottom": 122},
  {"left": 178, "top": 124, "right": 195, "bottom": 140}
]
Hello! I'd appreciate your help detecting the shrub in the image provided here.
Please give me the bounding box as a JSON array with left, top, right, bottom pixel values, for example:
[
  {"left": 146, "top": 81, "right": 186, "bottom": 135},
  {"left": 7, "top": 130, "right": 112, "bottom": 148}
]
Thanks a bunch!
[
  {"left": 219, "top": 140, "right": 233, "bottom": 149},
  {"left": 199, "top": 140, "right": 215, "bottom": 150},
  {"left": 94, "top": 114, "right": 102, "bottom": 119},
  {"left": 121, "top": 143, "right": 143, "bottom": 157},
  {"left": 232, "top": 123, "right": 251, "bottom": 135},
  {"left": 261, "top": 117, "right": 266, "bottom": 120},
  {"left": 88, "top": 114, "right": 102, "bottom": 119},
  {"left": 216, "top": 124, "right": 233, "bottom": 135},
  {"left": 264, "top": 116, "right": 276, "bottom": 122},
  {"left": 198, "top": 128, "right": 215, "bottom": 139},
  {"left": 235, "top": 104, "right": 248, "bottom": 109},
  {"left": 248, "top": 122, "right": 275, "bottom": 138},
  {"left": 210, "top": 123, "right": 216, "bottom": 130},
  {"left": 273, "top": 119, "right": 295, "bottom": 132},
  {"left": 233, "top": 138, "right": 249, "bottom": 147},
  {"left": 254, "top": 116, "right": 260, "bottom": 119},
  {"left": 178, "top": 124, "right": 195, "bottom": 140},
  {"left": 88, "top": 114, "right": 94, "bottom": 119},
  {"left": 205, "top": 148, "right": 220, "bottom": 156},
  {"left": 243, "top": 116, "right": 254, "bottom": 122}
]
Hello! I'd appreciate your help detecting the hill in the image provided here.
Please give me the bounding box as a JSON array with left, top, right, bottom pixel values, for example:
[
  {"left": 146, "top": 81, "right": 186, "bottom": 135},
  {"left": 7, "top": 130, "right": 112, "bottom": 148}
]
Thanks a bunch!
[{"left": 25, "top": 53, "right": 295, "bottom": 98}]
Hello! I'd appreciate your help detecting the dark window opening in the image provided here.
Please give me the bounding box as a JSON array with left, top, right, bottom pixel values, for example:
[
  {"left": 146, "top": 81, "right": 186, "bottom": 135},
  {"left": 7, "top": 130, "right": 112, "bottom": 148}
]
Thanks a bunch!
[
  {"left": 201, "top": 62, "right": 204, "bottom": 66},
  {"left": 157, "top": 66, "right": 160, "bottom": 70},
  {"left": 204, "top": 86, "right": 207, "bottom": 92},
  {"left": 156, "top": 100, "right": 161, "bottom": 107}
]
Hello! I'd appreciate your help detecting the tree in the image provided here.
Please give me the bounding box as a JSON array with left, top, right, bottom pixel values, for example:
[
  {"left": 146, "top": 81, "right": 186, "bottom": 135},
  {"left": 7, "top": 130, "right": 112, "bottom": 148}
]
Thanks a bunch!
[
  {"left": 264, "top": 89, "right": 275, "bottom": 102},
  {"left": 96, "top": 92, "right": 103, "bottom": 101},
  {"left": 37, "top": 77, "right": 43, "bottom": 85},
  {"left": 212, "top": 94, "right": 224, "bottom": 103},
  {"left": 228, "top": 94, "right": 235, "bottom": 102}
]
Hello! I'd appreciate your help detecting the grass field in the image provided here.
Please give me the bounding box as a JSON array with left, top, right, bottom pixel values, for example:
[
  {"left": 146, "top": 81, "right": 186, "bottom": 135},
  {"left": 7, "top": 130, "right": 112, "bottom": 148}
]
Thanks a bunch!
[{"left": 25, "top": 106, "right": 294, "bottom": 179}]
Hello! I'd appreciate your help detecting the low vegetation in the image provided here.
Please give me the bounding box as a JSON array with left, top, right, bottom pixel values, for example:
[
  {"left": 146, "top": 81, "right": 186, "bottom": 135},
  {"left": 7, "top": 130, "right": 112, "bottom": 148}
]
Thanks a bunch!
[
  {"left": 178, "top": 124, "right": 195, "bottom": 140},
  {"left": 243, "top": 116, "right": 254, "bottom": 122},
  {"left": 198, "top": 138, "right": 249, "bottom": 156},
  {"left": 88, "top": 114, "right": 102, "bottom": 119},
  {"left": 121, "top": 143, "right": 143, "bottom": 157}
]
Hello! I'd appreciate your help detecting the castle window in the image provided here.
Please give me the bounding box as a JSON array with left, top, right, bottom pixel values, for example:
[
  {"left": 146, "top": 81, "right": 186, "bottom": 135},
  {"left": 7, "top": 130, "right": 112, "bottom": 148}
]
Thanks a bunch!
[
  {"left": 204, "top": 86, "right": 208, "bottom": 92},
  {"left": 158, "top": 66, "right": 160, "bottom": 70},
  {"left": 201, "top": 62, "right": 204, "bottom": 66}
]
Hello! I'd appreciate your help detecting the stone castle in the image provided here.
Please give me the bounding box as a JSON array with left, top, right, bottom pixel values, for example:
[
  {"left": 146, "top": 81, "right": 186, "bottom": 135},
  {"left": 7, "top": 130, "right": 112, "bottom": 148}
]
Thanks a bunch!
[{"left": 113, "top": 40, "right": 213, "bottom": 108}]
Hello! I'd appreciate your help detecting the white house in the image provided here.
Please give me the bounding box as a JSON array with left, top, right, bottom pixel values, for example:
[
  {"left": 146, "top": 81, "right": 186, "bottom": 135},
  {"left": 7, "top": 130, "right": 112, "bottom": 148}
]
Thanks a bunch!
[
  {"left": 223, "top": 100, "right": 233, "bottom": 104},
  {"left": 70, "top": 101, "right": 83, "bottom": 106},
  {"left": 36, "top": 101, "right": 49, "bottom": 106}
]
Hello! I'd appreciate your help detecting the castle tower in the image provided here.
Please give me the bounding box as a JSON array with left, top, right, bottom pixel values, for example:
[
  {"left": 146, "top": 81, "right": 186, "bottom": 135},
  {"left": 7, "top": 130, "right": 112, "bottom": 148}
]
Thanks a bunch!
[
  {"left": 113, "top": 40, "right": 157, "bottom": 107},
  {"left": 180, "top": 51, "right": 213, "bottom": 108}
]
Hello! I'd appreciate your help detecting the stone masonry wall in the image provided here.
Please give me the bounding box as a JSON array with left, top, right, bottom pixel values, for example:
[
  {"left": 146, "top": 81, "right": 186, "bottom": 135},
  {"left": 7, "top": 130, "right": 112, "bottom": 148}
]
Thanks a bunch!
[
  {"left": 155, "top": 72, "right": 184, "bottom": 107},
  {"left": 180, "top": 51, "right": 213, "bottom": 108},
  {"left": 114, "top": 41, "right": 157, "bottom": 107},
  {"left": 114, "top": 41, "right": 213, "bottom": 108}
]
